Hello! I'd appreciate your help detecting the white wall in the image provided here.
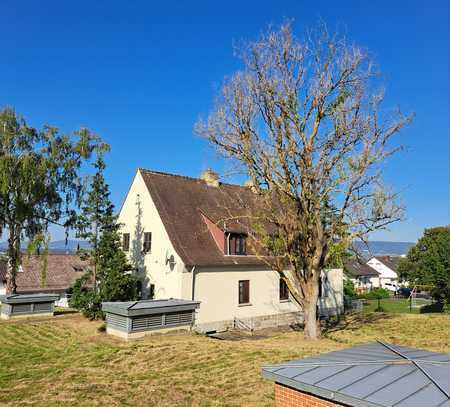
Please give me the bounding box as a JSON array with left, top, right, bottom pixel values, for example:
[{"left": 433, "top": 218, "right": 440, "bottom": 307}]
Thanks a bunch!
[
  {"left": 0, "top": 282, "right": 5, "bottom": 296},
  {"left": 117, "top": 170, "right": 184, "bottom": 300},
  {"left": 193, "top": 267, "right": 343, "bottom": 324},
  {"left": 319, "top": 268, "right": 344, "bottom": 314},
  {"left": 346, "top": 275, "right": 380, "bottom": 290},
  {"left": 193, "top": 267, "right": 300, "bottom": 324}
]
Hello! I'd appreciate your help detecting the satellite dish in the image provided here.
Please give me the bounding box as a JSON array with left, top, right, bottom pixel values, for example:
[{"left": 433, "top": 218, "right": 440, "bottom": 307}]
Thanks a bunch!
[{"left": 165, "top": 252, "right": 176, "bottom": 271}]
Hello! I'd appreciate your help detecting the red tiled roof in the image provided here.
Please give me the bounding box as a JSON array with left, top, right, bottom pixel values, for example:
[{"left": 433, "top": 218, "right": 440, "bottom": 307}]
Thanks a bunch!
[
  {"left": 139, "top": 169, "right": 271, "bottom": 268},
  {"left": 1, "top": 254, "right": 87, "bottom": 293}
]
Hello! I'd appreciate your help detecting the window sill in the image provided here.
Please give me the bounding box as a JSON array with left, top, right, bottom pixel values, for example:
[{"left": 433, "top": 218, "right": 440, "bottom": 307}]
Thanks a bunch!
[
  {"left": 238, "top": 303, "right": 252, "bottom": 307},
  {"left": 279, "top": 299, "right": 290, "bottom": 303}
]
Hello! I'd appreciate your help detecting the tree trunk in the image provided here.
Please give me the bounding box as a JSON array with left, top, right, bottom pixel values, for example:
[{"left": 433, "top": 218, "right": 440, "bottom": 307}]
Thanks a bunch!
[
  {"left": 6, "top": 231, "right": 19, "bottom": 295},
  {"left": 302, "top": 276, "right": 320, "bottom": 340}
]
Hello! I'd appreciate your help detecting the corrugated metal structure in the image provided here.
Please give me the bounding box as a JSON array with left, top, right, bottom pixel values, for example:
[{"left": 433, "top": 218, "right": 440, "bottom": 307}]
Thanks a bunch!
[
  {"left": 0, "top": 293, "right": 59, "bottom": 319},
  {"left": 102, "top": 299, "right": 200, "bottom": 339},
  {"left": 262, "top": 341, "right": 450, "bottom": 407}
]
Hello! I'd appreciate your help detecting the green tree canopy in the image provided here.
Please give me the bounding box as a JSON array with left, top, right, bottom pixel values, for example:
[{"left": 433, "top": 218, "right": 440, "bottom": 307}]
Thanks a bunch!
[
  {"left": 0, "top": 107, "right": 102, "bottom": 293},
  {"left": 398, "top": 226, "right": 450, "bottom": 303}
]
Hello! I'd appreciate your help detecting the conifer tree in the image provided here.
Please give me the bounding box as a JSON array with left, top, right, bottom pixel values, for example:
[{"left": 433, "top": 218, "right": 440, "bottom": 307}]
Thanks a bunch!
[{"left": 70, "top": 152, "right": 139, "bottom": 319}]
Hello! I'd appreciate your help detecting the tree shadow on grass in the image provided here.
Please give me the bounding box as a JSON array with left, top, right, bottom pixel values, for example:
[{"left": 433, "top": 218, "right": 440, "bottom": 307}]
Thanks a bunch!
[
  {"left": 322, "top": 312, "right": 395, "bottom": 336},
  {"left": 54, "top": 307, "right": 79, "bottom": 316}
]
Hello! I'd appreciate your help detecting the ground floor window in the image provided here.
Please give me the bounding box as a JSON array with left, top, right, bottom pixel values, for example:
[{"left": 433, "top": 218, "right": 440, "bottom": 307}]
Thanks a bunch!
[
  {"left": 149, "top": 284, "right": 155, "bottom": 299},
  {"left": 238, "top": 280, "right": 250, "bottom": 304},
  {"left": 279, "top": 279, "right": 289, "bottom": 301}
]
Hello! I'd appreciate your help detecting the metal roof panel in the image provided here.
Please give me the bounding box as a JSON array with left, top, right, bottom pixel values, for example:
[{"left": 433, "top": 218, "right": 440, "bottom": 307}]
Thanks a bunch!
[{"left": 262, "top": 342, "right": 450, "bottom": 407}]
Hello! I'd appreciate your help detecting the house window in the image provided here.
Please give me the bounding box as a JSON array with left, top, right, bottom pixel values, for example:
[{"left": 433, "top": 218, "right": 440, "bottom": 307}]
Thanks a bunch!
[
  {"left": 149, "top": 284, "right": 155, "bottom": 299},
  {"left": 238, "top": 280, "right": 250, "bottom": 304},
  {"left": 122, "top": 233, "right": 130, "bottom": 252},
  {"left": 228, "top": 233, "right": 247, "bottom": 255},
  {"left": 280, "top": 279, "right": 289, "bottom": 301},
  {"left": 143, "top": 232, "right": 152, "bottom": 253}
]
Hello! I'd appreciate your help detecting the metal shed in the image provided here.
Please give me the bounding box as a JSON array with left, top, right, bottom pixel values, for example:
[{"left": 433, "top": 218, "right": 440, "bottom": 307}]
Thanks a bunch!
[
  {"left": 262, "top": 341, "right": 450, "bottom": 407},
  {"left": 102, "top": 298, "right": 200, "bottom": 340},
  {"left": 0, "top": 293, "right": 60, "bottom": 319}
]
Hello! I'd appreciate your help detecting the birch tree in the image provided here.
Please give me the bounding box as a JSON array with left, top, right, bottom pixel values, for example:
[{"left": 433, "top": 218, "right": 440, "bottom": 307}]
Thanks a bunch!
[
  {"left": 0, "top": 107, "right": 101, "bottom": 293},
  {"left": 196, "top": 23, "right": 412, "bottom": 339}
]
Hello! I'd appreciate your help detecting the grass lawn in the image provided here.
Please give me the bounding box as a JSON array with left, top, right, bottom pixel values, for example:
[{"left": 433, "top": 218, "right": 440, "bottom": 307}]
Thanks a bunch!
[
  {"left": 362, "top": 298, "right": 432, "bottom": 314},
  {"left": 1, "top": 312, "right": 450, "bottom": 406}
]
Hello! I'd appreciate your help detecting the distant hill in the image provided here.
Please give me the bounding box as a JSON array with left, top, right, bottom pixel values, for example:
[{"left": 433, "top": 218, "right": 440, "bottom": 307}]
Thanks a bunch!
[
  {"left": 1, "top": 239, "right": 413, "bottom": 257},
  {"left": 0, "top": 239, "right": 90, "bottom": 254},
  {"left": 352, "top": 241, "right": 414, "bottom": 257}
]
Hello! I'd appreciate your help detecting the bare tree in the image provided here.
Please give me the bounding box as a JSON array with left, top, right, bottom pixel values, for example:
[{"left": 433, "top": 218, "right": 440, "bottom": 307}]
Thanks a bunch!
[{"left": 196, "top": 22, "right": 412, "bottom": 339}]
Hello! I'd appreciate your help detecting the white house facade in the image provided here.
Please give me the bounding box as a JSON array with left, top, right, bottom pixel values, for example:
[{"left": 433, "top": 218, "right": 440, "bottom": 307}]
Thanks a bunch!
[
  {"left": 118, "top": 169, "right": 344, "bottom": 333},
  {"left": 366, "top": 256, "right": 401, "bottom": 291}
]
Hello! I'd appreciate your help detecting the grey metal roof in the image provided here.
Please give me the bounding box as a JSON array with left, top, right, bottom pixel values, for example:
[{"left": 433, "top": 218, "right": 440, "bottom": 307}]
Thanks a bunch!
[
  {"left": 102, "top": 298, "right": 200, "bottom": 317},
  {"left": 0, "top": 293, "right": 60, "bottom": 304},
  {"left": 262, "top": 341, "right": 450, "bottom": 407}
]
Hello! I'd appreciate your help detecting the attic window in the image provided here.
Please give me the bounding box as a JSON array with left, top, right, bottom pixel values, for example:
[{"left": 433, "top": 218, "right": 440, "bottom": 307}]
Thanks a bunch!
[
  {"left": 143, "top": 232, "right": 152, "bottom": 253},
  {"left": 227, "top": 233, "right": 246, "bottom": 255}
]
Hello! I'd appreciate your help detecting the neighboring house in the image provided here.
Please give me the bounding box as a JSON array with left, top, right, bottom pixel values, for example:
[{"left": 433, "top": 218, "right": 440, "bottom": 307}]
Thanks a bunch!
[
  {"left": 366, "top": 256, "right": 401, "bottom": 290},
  {"left": 117, "top": 168, "right": 344, "bottom": 333},
  {"left": 0, "top": 254, "right": 87, "bottom": 306},
  {"left": 344, "top": 259, "right": 380, "bottom": 291}
]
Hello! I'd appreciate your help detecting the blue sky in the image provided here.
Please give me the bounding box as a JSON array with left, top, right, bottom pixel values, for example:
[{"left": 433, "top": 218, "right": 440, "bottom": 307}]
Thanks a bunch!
[{"left": 1, "top": 0, "right": 449, "bottom": 242}]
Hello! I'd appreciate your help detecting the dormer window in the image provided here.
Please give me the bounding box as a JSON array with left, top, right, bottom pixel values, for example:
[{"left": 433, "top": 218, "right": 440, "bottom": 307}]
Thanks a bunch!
[{"left": 227, "top": 233, "right": 247, "bottom": 255}]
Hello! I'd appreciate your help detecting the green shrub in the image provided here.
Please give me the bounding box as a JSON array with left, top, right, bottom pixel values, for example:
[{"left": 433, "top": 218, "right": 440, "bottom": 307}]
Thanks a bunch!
[
  {"left": 343, "top": 279, "right": 357, "bottom": 298},
  {"left": 360, "top": 288, "right": 390, "bottom": 300}
]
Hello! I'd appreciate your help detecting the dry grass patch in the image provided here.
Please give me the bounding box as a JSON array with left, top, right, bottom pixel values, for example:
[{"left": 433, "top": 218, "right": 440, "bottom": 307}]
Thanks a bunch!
[{"left": 0, "top": 313, "right": 449, "bottom": 406}]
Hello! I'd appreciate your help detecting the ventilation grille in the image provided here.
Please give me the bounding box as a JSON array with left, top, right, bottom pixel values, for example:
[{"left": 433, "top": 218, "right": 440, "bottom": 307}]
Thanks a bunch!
[
  {"left": 11, "top": 304, "right": 32, "bottom": 314},
  {"left": 131, "top": 314, "right": 163, "bottom": 331},
  {"left": 33, "top": 303, "right": 52, "bottom": 312},
  {"left": 165, "top": 311, "right": 193, "bottom": 326},
  {"left": 106, "top": 313, "right": 128, "bottom": 330}
]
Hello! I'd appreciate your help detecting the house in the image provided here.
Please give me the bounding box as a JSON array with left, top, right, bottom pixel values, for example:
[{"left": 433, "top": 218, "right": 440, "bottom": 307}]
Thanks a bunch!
[
  {"left": 366, "top": 255, "right": 401, "bottom": 290},
  {"left": 117, "top": 168, "right": 344, "bottom": 333},
  {"left": 0, "top": 254, "right": 87, "bottom": 306},
  {"left": 344, "top": 258, "right": 380, "bottom": 292},
  {"left": 262, "top": 341, "right": 450, "bottom": 407}
]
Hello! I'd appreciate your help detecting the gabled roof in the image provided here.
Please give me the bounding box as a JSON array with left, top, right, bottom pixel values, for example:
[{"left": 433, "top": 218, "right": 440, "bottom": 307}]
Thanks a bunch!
[
  {"left": 139, "top": 169, "right": 269, "bottom": 268},
  {"left": 1, "top": 254, "right": 87, "bottom": 293},
  {"left": 262, "top": 341, "right": 450, "bottom": 407},
  {"left": 345, "top": 259, "right": 379, "bottom": 277},
  {"left": 372, "top": 256, "right": 401, "bottom": 271}
]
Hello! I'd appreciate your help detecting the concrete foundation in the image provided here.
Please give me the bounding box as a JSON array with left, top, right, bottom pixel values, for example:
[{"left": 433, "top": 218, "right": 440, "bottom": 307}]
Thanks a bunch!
[
  {"left": 106, "top": 324, "right": 192, "bottom": 340},
  {"left": 195, "top": 311, "right": 304, "bottom": 333},
  {"left": 0, "top": 312, "right": 54, "bottom": 320}
]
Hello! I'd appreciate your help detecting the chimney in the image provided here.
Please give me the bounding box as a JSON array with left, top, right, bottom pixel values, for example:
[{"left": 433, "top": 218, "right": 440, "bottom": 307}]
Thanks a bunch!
[
  {"left": 201, "top": 169, "right": 220, "bottom": 187},
  {"left": 244, "top": 179, "right": 258, "bottom": 193}
]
